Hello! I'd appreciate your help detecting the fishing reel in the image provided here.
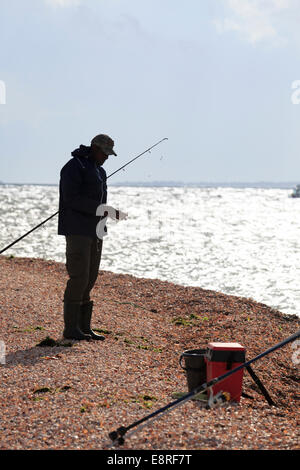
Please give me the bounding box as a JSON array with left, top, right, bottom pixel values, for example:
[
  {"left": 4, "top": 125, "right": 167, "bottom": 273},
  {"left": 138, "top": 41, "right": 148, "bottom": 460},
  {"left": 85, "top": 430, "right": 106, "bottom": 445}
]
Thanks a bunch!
[{"left": 206, "top": 390, "right": 231, "bottom": 409}]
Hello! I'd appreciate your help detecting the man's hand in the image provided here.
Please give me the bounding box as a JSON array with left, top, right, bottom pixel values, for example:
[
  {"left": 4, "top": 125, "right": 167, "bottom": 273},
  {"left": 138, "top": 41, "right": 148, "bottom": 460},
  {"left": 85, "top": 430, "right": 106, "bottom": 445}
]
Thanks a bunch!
[
  {"left": 96, "top": 204, "right": 128, "bottom": 221},
  {"left": 95, "top": 204, "right": 128, "bottom": 240}
]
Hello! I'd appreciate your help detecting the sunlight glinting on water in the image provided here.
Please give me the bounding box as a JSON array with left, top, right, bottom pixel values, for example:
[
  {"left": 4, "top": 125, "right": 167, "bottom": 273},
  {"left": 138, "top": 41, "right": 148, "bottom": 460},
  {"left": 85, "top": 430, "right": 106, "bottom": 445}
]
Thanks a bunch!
[{"left": 1, "top": 185, "right": 299, "bottom": 317}]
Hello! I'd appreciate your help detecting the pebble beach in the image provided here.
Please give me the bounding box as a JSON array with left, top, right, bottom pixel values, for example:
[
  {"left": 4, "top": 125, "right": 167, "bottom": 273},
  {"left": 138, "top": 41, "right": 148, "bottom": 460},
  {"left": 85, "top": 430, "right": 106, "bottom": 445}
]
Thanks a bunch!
[{"left": 0, "top": 255, "right": 299, "bottom": 450}]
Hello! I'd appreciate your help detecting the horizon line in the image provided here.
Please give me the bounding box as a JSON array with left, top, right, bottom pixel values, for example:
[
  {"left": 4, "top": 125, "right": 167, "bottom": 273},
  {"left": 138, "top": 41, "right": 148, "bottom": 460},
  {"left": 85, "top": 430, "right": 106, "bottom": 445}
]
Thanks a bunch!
[{"left": 0, "top": 180, "right": 299, "bottom": 188}]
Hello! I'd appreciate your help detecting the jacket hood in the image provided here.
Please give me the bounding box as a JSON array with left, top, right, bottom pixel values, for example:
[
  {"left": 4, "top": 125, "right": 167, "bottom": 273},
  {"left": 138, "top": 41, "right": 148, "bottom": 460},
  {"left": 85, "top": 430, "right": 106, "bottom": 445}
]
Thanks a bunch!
[{"left": 71, "top": 145, "right": 91, "bottom": 158}]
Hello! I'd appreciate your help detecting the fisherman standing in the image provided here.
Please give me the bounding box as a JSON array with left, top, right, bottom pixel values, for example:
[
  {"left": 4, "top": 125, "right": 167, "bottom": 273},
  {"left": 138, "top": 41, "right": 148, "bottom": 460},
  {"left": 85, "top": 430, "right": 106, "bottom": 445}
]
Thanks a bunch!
[{"left": 58, "top": 134, "right": 117, "bottom": 341}]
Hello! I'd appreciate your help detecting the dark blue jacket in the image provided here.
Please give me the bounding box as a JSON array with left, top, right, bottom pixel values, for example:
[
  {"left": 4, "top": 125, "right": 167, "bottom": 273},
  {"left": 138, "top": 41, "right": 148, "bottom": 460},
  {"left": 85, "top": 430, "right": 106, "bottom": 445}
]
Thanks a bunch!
[{"left": 58, "top": 145, "right": 107, "bottom": 237}]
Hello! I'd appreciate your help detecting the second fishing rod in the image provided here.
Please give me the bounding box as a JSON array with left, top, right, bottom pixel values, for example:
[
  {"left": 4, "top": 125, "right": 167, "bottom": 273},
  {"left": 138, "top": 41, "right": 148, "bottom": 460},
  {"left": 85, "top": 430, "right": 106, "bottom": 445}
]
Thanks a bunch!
[
  {"left": 108, "top": 328, "right": 300, "bottom": 446},
  {"left": 0, "top": 138, "right": 168, "bottom": 255}
]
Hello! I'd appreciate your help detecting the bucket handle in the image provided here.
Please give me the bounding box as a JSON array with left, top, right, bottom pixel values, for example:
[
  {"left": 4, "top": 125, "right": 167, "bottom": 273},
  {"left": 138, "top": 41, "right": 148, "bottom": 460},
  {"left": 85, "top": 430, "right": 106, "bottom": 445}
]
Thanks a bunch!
[{"left": 179, "top": 353, "right": 205, "bottom": 371}]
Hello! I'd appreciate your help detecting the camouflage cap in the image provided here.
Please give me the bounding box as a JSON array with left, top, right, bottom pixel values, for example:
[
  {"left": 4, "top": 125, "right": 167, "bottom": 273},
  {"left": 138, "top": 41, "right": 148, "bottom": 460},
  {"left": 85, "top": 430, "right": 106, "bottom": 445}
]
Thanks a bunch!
[{"left": 91, "top": 134, "right": 117, "bottom": 156}]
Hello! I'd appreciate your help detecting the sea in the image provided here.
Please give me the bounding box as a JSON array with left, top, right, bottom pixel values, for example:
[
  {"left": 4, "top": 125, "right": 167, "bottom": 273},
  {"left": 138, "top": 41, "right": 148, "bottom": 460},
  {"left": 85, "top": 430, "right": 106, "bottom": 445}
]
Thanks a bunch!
[{"left": 1, "top": 182, "right": 300, "bottom": 318}]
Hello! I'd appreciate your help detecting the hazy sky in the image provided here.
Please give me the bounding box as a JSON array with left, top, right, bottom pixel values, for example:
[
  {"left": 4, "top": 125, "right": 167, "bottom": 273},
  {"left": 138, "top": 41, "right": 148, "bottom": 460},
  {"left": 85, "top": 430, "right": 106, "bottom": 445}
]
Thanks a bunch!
[{"left": 1, "top": 0, "right": 300, "bottom": 184}]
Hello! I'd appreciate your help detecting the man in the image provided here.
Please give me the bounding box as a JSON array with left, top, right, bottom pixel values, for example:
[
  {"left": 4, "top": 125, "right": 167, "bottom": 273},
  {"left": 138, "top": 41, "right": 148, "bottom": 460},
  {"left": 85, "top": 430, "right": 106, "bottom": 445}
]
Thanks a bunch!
[{"left": 58, "top": 134, "right": 117, "bottom": 340}]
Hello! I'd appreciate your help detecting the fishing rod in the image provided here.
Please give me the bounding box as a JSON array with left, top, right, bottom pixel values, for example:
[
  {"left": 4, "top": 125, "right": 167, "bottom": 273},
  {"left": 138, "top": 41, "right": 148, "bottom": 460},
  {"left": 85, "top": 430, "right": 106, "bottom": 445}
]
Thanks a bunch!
[
  {"left": 108, "top": 329, "right": 300, "bottom": 446},
  {"left": 0, "top": 137, "right": 168, "bottom": 255}
]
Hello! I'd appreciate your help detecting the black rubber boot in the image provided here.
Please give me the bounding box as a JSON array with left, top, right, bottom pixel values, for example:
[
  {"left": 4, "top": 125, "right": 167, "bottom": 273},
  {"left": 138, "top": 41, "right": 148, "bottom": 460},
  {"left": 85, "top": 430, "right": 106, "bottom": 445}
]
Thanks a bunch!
[
  {"left": 63, "top": 302, "right": 91, "bottom": 340},
  {"left": 80, "top": 301, "right": 105, "bottom": 341}
]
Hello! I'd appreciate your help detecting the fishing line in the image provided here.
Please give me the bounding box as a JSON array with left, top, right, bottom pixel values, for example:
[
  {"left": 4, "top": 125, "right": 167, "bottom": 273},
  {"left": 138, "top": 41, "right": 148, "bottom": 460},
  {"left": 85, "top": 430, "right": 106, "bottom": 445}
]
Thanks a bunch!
[{"left": 0, "top": 138, "right": 168, "bottom": 255}]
